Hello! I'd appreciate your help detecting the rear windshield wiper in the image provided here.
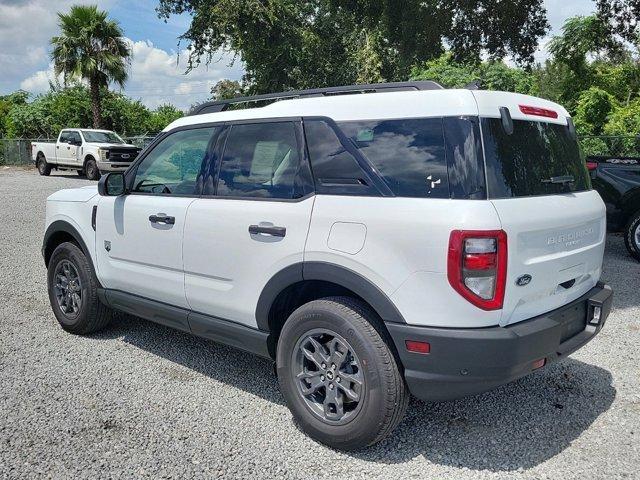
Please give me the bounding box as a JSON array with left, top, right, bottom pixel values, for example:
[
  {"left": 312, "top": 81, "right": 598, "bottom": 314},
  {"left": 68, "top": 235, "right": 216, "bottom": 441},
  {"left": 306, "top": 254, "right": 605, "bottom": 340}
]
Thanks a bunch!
[{"left": 541, "top": 175, "right": 575, "bottom": 185}]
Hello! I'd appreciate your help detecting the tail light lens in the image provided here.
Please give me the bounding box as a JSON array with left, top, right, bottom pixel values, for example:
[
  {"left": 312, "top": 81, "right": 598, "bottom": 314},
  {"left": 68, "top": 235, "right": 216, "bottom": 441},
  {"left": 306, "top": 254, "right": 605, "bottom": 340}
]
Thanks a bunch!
[
  {"left": 586, "top": 161, "right": 598, "bottom": 171},
  {"left": 447, "top": 230, "right": 508, "bottom": 310}
]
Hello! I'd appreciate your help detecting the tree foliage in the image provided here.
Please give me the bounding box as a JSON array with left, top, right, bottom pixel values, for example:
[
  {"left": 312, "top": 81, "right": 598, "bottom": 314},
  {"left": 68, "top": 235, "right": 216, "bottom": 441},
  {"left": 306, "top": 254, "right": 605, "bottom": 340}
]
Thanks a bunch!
[
  {"left": 51, "top": 5, "right": 131, "bottom": 127},
  {"left": 3, "top": 85, "right": 183, "bottom": 138},
  {"left": 157, "top": 0, "right": 548, "bottom": 93},
  {"left": 596, "top": 0, "right": 640, "bottom": 43}
]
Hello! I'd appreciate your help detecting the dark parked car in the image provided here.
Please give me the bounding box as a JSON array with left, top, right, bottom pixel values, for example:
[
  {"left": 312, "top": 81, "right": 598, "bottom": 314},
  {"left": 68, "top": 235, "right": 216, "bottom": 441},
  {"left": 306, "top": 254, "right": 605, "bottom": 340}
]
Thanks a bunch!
[{"left": 587, "top": 156, "right": 640, "bottom": 261}]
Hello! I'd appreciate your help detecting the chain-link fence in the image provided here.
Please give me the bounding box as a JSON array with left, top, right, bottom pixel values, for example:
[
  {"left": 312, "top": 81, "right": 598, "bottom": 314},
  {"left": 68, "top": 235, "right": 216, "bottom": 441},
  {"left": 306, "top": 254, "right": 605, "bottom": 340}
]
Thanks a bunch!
[{"left": 0, "top": 139, "right": 50, "bottom": 166}]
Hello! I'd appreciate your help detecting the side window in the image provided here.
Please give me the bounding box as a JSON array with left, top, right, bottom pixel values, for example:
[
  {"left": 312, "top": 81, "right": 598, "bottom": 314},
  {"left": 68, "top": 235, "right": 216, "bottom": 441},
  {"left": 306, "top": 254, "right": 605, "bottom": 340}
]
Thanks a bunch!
[
  {"left": 443, "top": 117, "right": 486, "bottom": 199},
  {"left": 217, "top": 122, "right": 303, "bottom": 199},
  {"left": 59, "top": 132, "right": 70, "bottom": 143},
  {"left": 338, "top": 118, "right": 449, "bottom": 198},
  {"left": 69, "top": 131, "right": 82, "bottom": 145},
  {"left": 133, "top": 127, "right": 216, "bottom": 195},
  {"left": 304, "top": 120, "right": 373, "bottom": 191}
]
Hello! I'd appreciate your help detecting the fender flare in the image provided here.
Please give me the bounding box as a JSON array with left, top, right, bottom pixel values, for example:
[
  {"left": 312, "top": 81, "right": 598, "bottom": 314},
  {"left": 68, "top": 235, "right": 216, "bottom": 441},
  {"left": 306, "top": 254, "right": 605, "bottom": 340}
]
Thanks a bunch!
[
  {"left": 255, "top": 261, "right": 406, "bottom": 331},
  {"left": 42, "top": 221, "right": 100, "bottom": 288}
]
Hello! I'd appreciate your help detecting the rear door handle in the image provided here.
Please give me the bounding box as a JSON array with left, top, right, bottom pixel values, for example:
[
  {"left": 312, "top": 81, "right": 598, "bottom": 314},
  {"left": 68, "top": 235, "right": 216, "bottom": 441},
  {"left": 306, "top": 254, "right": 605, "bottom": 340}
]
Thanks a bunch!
[
  {"left": 149, "top": 213, "right": 175, "bottom": 225},
  {"left": 249, "top": 225, "right": 286, "bottom": 237}
]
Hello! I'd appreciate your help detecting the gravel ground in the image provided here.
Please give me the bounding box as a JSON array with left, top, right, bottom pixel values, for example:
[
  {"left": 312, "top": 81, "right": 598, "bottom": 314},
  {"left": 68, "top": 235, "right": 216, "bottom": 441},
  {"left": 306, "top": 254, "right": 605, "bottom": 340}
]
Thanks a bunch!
[{"left": 0, "top": 166, "right": 638, "bottom": 479}]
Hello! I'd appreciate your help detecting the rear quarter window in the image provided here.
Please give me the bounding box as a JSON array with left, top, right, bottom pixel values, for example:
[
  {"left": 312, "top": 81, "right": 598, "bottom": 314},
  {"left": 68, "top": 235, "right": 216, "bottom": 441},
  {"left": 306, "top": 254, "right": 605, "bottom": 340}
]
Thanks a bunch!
[{"left": 337, "top": 118, "right": 449, "bottom": 198}]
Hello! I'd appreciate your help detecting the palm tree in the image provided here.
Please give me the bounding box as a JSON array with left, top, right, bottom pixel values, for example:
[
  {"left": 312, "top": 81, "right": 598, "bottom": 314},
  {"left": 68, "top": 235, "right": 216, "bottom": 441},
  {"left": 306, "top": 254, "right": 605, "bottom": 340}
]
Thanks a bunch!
[{"left": 51, "top": 5, "right": 131, "bottom": 128}]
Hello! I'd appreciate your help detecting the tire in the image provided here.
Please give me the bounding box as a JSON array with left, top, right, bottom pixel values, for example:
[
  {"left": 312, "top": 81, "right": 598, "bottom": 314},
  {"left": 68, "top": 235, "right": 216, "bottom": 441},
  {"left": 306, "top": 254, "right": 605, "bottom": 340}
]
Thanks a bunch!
[
  {"left": 624, "top": 210, "right": 640, "bottom": 262},
  {"left": 85, "top": 157, "right": 100, "bottom": 180},
  {"left": 276, "top": 296, "right": 408, "bottom": 450},
  {"left": 36, "top": 153, "right": 51, "bottom": 176},
  {"left": 47, "top": 242, "right": 113, "bottom": 334}
]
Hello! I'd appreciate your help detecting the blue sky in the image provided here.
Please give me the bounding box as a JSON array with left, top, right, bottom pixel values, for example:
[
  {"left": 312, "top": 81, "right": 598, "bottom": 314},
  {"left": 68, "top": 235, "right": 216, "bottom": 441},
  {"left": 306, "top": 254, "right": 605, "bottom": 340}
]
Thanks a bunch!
[{"left": 0, "top": 0, "right": 596, "bottom": 110}]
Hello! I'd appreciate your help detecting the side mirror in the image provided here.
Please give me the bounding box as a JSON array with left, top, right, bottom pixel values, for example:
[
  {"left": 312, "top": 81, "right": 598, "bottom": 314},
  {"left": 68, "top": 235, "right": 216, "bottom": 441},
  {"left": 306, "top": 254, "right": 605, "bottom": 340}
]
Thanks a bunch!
[{"left": 98, "top": 172, "right": 126, "bottom": 196}]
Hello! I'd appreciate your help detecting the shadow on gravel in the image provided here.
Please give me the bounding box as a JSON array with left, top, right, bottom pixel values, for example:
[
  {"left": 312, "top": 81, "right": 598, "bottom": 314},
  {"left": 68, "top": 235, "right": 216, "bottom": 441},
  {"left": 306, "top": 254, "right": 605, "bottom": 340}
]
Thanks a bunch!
[
  {"left": 93, "top": 315, "right": 615, "bottom": 472},
  {"left": 353, "top": 358, "right": 615, "bottom": 471}
]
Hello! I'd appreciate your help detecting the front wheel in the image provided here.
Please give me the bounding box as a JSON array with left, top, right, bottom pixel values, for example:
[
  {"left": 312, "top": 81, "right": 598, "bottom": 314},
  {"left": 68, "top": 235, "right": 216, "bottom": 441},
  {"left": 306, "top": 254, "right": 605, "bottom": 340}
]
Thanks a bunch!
[
  {"left": 277, "top": 297, "right": 408, "bottom": 450},
  {"left": 47, "top": 242, "right": 113, "bottom": 334},
  {"left": 36, "top": 154, "right": 51, "bottom": 176},
  {"left": 624, "top": 210, "right": 640, "bottom": 262},
  {"left": 85, "top": 158, "right": 100, "bottom": 180}
]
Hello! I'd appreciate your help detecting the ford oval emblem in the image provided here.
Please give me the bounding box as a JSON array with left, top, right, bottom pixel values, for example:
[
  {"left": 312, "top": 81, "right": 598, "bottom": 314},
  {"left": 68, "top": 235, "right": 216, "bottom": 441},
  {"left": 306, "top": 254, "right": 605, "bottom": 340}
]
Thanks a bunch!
[{"left": 516, "top": 274, "right": 532, "bottom": 287}]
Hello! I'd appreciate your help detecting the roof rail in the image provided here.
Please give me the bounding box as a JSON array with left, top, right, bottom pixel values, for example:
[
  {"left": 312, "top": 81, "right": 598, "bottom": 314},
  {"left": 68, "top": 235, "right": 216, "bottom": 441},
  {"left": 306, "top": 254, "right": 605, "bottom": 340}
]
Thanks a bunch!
[{"left": 189, "top": 81, "right": 444, "bottom": 115}]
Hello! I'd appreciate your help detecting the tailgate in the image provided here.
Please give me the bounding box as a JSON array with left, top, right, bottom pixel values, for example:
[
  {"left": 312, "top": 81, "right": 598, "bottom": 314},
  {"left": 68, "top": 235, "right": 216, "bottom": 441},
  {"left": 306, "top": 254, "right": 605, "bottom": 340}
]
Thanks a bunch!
[{"left": 491, "top": 190, "right": 606, "bottom": 326}]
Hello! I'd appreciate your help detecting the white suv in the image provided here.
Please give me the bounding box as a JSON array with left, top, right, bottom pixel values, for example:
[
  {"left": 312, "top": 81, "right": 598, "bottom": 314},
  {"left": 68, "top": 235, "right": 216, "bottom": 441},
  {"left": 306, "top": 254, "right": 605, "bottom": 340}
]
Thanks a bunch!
[{"left": 43, "top": 82, "right": 613, "bottom": 450}]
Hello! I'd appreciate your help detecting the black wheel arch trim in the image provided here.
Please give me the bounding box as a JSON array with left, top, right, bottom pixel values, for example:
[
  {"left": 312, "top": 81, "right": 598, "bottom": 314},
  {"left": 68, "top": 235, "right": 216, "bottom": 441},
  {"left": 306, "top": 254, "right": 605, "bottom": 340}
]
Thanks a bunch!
[
  {"left": 43, "top": 220, "right": 101, "bottom": 288},
  {"left": 255, "top": 261, "right": 406, "bottom": 331}
]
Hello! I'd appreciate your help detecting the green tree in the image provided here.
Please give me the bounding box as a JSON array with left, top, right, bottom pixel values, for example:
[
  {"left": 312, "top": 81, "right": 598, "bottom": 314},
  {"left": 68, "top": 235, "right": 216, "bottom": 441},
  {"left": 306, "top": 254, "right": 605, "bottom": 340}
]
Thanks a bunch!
[
  {"left": 157, "top": 0, "right": 548, "bottom": 93},
  {"left": 210, "top": 79, "right": 245, "bottom": 100},
  {"left": 596, "top": 0, "right": 640, "bottom": 44},
  {"left": 574, "top": 87, "right": 618, "bottom": 135},
  {"left": 146, "top": 104, "right": 184, "bottom": 133},
  {"left": 51, "top": 5, "right": 131, "bottom": 128}
]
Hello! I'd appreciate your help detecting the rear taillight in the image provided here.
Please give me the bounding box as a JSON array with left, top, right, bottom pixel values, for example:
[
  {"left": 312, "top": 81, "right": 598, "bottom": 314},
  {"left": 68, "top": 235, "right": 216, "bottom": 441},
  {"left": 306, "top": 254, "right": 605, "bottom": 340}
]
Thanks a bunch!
[
  {"left": 586, "top": 161, "right": 598, "bottom": 171},
  {"left": 447, "top": 230, "right": 508, "bottom": 310}
]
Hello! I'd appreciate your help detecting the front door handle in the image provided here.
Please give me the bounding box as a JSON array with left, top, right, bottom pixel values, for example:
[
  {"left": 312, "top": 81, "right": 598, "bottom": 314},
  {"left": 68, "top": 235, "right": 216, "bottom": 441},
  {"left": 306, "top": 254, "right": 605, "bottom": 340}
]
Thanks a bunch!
[
  {"left": 249, "top": 224, "right": 286, "bottom": 237},
  {"left": 149, "top": 213, "right": 175, "bottom": 225}
]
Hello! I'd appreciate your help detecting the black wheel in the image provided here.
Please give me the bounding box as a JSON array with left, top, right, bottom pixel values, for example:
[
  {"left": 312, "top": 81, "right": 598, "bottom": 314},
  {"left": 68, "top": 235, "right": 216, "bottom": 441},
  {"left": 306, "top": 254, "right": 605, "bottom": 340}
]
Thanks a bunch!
[
  {"left": 277, "top": 297, "right": 408, "bottom": 450},
  {"left": 47, "top": 242, "right": 113, "bottom": 334},
  {"left": 36, "top": 153, "right": 51, "bottom": 176},
  {"left": 85, "top": 158, "right": 100, "bottom": 180},
  {"left": 624, "top": 210, "right": 640, "bottom": 262}
]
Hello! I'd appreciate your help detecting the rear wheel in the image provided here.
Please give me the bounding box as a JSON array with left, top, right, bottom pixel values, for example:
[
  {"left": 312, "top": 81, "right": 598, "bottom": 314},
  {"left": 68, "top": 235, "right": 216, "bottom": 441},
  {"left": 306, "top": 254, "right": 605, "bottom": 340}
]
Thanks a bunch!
[
  {"left": 47, "top": 242, "right": 113, "bottom": 334},
  {"left": 277, "top": 297, "right": 408, "bottom": 450},
  {"left": 36, "top": 153, "right": 51, "bottom": 176},
  {"left": 85, "top": 157, "right": 100, "bottom": 180},
  {"left": 624, "top": 210, "right": 640, "bottom": 262}
]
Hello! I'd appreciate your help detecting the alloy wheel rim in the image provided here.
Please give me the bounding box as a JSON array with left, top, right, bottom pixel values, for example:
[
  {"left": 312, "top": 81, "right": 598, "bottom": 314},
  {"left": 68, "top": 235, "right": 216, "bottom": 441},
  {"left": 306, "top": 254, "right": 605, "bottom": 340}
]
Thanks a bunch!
[
  {"left": 635, "top": 223, "right": 640, "bottom": 247},
  {"left": 38, "top": 159, "right": 45, "bottom": 173},
  {"left": 53, "top": 260, "right": 83, "bottom": 319},
  {"left": 292, "top": 329, "right": 364, "bottom": 424}
]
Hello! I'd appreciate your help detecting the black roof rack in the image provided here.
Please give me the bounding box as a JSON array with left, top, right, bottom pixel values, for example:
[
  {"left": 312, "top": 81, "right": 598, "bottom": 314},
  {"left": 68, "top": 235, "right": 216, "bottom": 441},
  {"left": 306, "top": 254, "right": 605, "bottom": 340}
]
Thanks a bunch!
[{"left": 189, "top": 81, "right": 444, "bottom": 115}]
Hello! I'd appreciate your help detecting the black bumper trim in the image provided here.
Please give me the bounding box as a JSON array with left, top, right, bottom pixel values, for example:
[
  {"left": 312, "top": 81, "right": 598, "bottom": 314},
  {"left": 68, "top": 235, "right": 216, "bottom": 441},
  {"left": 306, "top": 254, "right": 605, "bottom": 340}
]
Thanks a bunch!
[{"left": 387, "top": 283, "right": 613, "bottom": 402}]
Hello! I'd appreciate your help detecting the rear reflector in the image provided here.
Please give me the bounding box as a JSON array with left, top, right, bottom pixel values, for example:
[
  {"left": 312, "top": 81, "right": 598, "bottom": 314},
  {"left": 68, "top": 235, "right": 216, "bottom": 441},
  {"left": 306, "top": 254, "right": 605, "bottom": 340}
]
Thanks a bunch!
[
  {"left": 532, "top": 358, "right": 546, "bottom": 370},
  {"left": 586, "top": 161, "right": 598, "bottom": 171},
  {"left": 405, "top": 340, "right": 430, "bottom": 354},
  {"left": 519, "top": 105, "right": 559, "bottom": 119}
]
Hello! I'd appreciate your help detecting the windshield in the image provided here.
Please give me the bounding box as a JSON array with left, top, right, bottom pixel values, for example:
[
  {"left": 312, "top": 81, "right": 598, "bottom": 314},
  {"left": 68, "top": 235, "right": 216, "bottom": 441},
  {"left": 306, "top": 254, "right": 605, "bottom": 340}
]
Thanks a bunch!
[
  {"left": 481, "top": 118, "right": 590, "bottom": 198},
  {"left": 81, "top": 130, "right": 124, "bottom": 144}
]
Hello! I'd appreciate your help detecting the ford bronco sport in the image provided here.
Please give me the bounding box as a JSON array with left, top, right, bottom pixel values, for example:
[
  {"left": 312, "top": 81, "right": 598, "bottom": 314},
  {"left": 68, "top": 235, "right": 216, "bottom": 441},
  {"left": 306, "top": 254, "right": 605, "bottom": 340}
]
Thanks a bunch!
[{"left": 43, "top": 81, "right": 613, "bottom": 450}]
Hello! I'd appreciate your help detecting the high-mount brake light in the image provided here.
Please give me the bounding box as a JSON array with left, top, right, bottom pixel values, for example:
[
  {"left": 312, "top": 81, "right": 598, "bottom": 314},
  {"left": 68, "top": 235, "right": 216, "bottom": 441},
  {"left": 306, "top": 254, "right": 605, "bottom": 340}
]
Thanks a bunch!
[
  {"left": 586, "top": 161, "right": 598, "bottom": 171},
  {"left": 519, "top": 105, "right": 559, "bottom": 119},
  {"left": 447, "top": 230, "right": 508, "bottom": 310}
]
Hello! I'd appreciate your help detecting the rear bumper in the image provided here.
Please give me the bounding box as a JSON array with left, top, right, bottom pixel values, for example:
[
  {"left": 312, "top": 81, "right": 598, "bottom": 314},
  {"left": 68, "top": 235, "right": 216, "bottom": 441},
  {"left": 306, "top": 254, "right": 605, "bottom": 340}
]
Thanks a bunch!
[{"left": 388, "top": 282, "right": 613, "bottom": 402}]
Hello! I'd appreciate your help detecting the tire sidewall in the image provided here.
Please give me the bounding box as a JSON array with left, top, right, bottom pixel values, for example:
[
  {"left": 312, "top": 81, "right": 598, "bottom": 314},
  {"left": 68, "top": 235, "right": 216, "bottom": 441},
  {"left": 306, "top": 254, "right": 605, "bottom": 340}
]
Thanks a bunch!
[
  {"left": 277, "top": 301, "right": 390, "bottom": 448},
  {"left": 37, "top": 156, "right": 47, "bottom": 175},
  {"left": 85, "top": 158, "right": 99, "bottom": 180},
  {"left": 47, "top": 243, "right": 93, "bottom": 331},
  {"left": 624, "top": 212, "right": 640, "bottom": 261}
]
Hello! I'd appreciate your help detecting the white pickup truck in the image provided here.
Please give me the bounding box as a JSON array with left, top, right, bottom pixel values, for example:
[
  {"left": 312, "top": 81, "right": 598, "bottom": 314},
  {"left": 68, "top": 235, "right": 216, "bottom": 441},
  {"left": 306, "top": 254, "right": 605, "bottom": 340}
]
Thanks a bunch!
[{"left": 32, "top": 128, "right": 142, "bottom": 180}]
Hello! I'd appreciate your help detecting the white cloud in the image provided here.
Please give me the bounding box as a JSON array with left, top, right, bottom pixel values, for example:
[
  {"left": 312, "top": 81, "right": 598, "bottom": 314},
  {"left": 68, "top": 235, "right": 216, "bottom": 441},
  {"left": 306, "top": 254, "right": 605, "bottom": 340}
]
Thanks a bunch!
[{"left": 17, "top": 38, "right": 244, "bottom": 111}]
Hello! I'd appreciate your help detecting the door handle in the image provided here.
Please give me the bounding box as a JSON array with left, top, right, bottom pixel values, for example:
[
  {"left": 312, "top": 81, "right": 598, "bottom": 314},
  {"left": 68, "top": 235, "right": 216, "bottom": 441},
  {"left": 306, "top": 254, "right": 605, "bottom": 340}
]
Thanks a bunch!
[
  {"left": 249, "top": 225, "right": 286, "bottom": 237},
  {"left": 149, "top": 213, "right": 175, "bottom": 225}
]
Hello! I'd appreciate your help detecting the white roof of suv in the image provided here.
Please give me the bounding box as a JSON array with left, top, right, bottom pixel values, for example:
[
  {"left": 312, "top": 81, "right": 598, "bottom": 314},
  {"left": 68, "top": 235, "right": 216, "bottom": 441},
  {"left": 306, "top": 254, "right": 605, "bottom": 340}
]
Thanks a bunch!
[{"left": 166, "top": 89, "right": 570, "bottom": 132}]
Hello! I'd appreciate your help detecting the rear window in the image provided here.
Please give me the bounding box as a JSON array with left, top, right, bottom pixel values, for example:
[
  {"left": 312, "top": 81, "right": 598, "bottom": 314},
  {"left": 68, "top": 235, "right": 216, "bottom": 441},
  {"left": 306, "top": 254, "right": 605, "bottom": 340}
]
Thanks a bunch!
[
  {"left": 481, "top": 118, "right": 590, "bottom": 199},
  {"left": 338, "top": 118, "right": 449, "bottom": 198}
]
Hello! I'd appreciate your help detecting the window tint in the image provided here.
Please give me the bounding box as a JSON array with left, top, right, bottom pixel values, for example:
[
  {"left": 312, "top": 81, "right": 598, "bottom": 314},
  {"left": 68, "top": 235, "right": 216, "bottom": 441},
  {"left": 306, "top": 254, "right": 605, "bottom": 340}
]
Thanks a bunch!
[
  {"left": 133, "top": 127, "right": 215, "bottom": 195},
  {"left": 444, "top": 117, "right": 486, "bottom": 199},
  {"left": 217, "top": 122, "right": 302, "bottom": 199},
  {"left": 59, "top": 132, "right": 70, "bottom": 143},
  {"left": 304, "top": 120, "right": 373, "bottom": 191},
  {"left": 69, "top": 131, "right": 81, "bottom": 144},
  {"left": 481, "top": 118, "right": 590, "bottom": 198},
  {"left": 338, "top": 118, "right": 449, "bottom": 198}
]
